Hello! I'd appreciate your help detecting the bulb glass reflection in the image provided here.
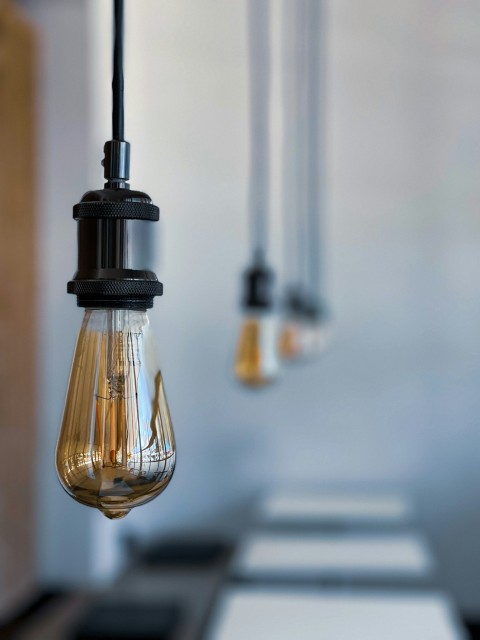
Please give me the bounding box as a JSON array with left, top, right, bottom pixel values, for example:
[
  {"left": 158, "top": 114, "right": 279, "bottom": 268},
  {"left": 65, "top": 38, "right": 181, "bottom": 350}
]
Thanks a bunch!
[
  {"left": 234, "top": 311, "right": 279, "bottom": 388},
  {"left": 56, "top": 309, "right": 175, "bottom": 519}
]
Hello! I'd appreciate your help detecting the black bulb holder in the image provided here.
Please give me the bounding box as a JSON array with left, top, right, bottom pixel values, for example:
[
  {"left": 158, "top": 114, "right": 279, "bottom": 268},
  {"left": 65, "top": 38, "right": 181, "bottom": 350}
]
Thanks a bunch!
[
  {"left": 241, "top": 252, "right": 274, "bottom": 310},
  {"left": 284, "top": 286, "right": 328, "bottom": 323},
  {"left": 303, "top": 296, "right": 329, "bottom": 323},
  {"left": 67, "top": 140, "right": 163, "bottom": 310}
]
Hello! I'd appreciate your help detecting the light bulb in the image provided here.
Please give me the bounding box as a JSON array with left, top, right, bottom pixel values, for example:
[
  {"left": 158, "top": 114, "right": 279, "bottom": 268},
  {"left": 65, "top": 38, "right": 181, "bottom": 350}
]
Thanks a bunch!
[
  {"left": 278, "top": 289, "right": 305, "bottom": 362},
  {"left": 56, "top": 308, "right": 175, "bottom": 520},
  {"left": 279, "top": 317, "right": 332, "bottom": 362},
  {"left": 279, "top": 317, "right": 331, "bottom": 361},
  {"left": 278, "top": 320, "right": 304, "bottom": 361},
  {"left": 234, "top": 311, "right": 279, "bottom": 388},
  {"left": 302, "top": 317, "right": 332, "bottom": 357},
  {"left": 279, "top": 288, "right": 331, "bottom": 362}
]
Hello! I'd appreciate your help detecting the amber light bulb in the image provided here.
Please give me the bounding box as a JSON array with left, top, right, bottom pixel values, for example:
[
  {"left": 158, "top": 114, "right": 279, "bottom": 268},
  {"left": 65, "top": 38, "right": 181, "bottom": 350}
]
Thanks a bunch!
[
  {"left": 278, "top": 320, "right": 303, "bottom": 361},
  {"left": 302, "top": 316, "right": 332, "bottom": 358},
  {"left": 234, "top": 311, "right": 279, "bottom": 388},
  {"left": 278, "top": 289, "right": 306, "bottom": 362},
  {"left": 279, "top": 293, "right": 331, "bottom": 362},
  {"left": 56, "top": 308, "right": 175, "bottom": 520}
]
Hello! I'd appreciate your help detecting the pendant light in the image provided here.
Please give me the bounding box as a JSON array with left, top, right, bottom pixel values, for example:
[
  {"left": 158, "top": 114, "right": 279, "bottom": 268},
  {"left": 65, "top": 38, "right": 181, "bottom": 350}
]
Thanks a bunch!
[
  {"left": 234, "top": 0, "right": 279, "bottom": 388},
  {"left": 56, "top": 0, "right": 176, "bottom": 520},
  {"left": 300, "top": 0, "right": 331, "bottom": 359},
  {"left": 279, "top": 0, "right": 330, "bottom": 362},
  {"left": 278, "top": 0, "right": 309, "bottom": 362}
]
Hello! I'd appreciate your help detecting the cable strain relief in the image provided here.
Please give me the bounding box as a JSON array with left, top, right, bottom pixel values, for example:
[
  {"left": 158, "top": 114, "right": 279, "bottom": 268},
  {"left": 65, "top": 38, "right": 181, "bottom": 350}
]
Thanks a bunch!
[{"left": 102, "top": 140, "right": 130, "bottom": 185}]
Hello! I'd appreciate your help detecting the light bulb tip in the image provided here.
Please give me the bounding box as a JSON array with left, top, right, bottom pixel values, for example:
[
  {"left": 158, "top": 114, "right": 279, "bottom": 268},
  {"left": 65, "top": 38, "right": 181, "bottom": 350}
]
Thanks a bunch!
[{"left": 101, "top": 508, "right": 131, "bottom": 520}]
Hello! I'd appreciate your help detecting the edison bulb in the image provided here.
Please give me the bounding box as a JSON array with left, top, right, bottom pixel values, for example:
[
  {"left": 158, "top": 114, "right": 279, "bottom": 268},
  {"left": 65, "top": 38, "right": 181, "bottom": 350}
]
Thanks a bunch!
[
  {"left": 279, "top": 317, "right": 331, "bottom": 362},
  {"left": 234, "top": 312, "right": 279, "bottom": 388},
  {"left": 278, "top": 320, "right": 303, "bottom": 361},
  {"left": 302, "top": 318, "right": 332, "bottom": 357},
  {"left": 56, "top": 309, "right": 175, "bottom": 520}
]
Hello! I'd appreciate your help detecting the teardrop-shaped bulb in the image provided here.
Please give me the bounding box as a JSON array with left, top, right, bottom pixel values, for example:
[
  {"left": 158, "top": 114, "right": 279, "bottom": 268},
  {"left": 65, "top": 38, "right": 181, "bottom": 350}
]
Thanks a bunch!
[
  {"left": 234, "top": 311, "right": 279, "bottom": 388},
  {"left": 302, "top": 318, "right": 332, "bottom": 358},
  {"left": 56, "top": 309, "right": 176, "bottom": 519},
  {"left": 278, "top": 320, "right": 304, "bottom": 361},
  {"left": 279, "top": 316, "right": 332, "bottom": 362}
]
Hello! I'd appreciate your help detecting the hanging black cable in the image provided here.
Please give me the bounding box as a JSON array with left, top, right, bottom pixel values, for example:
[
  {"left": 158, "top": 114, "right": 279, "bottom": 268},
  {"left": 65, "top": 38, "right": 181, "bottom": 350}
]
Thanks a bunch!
[
  {"left": 297, "top": 0, "right": 309, "bottom": 300},
  {"left": 281, "top": 0, "right": 309, "bottom": 317},
  {"left": 281, "top": 0, "right": 297, "bottom": 286},
  {"left": 103, "top": 0, "right": 129, "bottom": 186},
  {"left": 112, "top": 0, "right": 125, "bottom": 141},
  {"left": 285, "top": 0, "right": 328, "bottom": 321},
  {"left": 305, "top": 0, "right": 321, "bottom": 299},
  {"left": 304, "top": 0, "right": 329, "bottom": 323},
  {"left": 241, "top": 0, "right": 274, "bottom": 311},
  {"left": 248, "top": 0, "right": 270, "bottom": 264}
]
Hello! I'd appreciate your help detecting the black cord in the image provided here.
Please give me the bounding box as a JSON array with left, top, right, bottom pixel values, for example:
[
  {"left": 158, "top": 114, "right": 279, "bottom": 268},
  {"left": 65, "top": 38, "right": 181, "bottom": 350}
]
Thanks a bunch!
[
  {"left": 112, "top": 0, "right": 125, "bottom": 141},
  {"left": 296, "top": 0, "right": 324, "bottom": 300},
  {"left": 306, "top": 0, "right": 322, "bottom": 297},
  {"left": 248, "top": 0, "right": 270, "bottom": 264},
  {"left": 282, "top": 0, "right": 324, "bottom": 311},
  {"left": 297, "top": 0, "right": 309, "bottom": 293}
]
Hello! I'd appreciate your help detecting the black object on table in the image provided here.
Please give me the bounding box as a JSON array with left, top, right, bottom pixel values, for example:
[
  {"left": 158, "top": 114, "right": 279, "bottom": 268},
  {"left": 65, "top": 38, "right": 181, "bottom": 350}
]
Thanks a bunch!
[
  {"left": 138, "top": 539, "right": 231, "bottom": 568},
  {"left": 72, "top": 602, "right": 181, "bottom": 640}
]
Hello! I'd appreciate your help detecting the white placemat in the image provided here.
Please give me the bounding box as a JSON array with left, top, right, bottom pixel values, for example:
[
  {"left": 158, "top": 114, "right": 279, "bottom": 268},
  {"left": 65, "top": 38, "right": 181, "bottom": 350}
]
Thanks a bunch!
[
  {"left": 207, "top": 589, "right": 465, "bottom": 640},
  {"left": 234, "top": 532, "right": 433, "bottom": 579},
  {"left": 258, "top": 489, "right": 412, "bottom": 524}
]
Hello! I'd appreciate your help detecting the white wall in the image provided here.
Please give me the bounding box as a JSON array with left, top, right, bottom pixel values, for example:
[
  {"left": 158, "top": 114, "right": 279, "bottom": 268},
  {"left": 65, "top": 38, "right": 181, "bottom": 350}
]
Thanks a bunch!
[{"left": 22, "top": 0, "right": 480, "bottom": 612}]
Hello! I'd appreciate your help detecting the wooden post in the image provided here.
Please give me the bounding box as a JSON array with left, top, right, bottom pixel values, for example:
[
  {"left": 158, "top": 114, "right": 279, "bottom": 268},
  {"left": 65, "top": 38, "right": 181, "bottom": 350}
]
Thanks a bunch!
[{"left": 0, "top": 0, "right": 37, "bottom": 619}]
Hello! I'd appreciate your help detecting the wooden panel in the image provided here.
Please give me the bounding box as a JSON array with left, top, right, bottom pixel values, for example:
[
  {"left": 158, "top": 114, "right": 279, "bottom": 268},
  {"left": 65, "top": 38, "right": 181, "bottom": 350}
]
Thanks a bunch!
[{"left": 0, "top": 0, "right": 37, "bottom": 619}]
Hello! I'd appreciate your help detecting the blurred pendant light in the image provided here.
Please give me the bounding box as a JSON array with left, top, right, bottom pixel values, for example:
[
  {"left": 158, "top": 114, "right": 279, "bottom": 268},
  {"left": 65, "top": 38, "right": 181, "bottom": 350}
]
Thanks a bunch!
[
  {"left": 302, "top": 0, "right": 331, "bottom": 358},
  {"left": 278, "top": 0, "right": 306, "bottom": 362},
  {"left": 234, "top": 0, "right": 279, "bottom": 388},
  {"left": 279, "top": 0, "right": 331, "bottom": 362},
  {"left": 56, "top": 0, "right": 176, "bottom": 519}
]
